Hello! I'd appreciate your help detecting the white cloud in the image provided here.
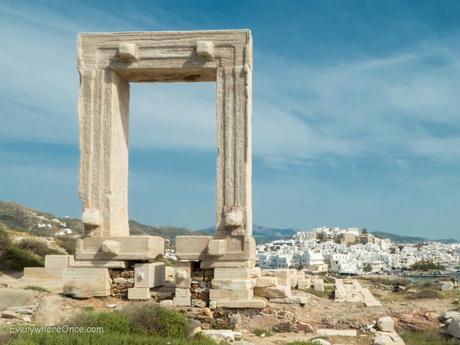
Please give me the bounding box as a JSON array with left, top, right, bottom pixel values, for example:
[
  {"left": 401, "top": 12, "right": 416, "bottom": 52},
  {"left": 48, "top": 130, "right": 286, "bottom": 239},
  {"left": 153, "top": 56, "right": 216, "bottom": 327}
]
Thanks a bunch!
[
  {"left": 252, "top": 40, "right": 460, "bottom": 163},
  {"left": 2, "top": 1, "right": 460, "bottom": 166}
]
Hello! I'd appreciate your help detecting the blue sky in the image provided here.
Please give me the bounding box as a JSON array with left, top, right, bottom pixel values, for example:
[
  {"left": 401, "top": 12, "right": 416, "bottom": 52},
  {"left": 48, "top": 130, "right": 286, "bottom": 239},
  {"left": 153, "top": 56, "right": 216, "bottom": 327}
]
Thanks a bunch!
[{"left": 1, "top": 0, "right": 460, "bottom": 239}]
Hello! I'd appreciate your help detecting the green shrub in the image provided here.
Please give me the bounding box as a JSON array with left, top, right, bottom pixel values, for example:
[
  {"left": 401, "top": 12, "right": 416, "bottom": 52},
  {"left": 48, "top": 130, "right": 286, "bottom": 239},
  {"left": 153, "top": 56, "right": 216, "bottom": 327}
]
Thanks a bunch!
[
  {"left": 421, "top": 281, "right": 435, "bottom": 288},
  {"left": 6, "top": 307, "right": 218, "bottom": 345},
  {"left": 69, "top": 304, "right": 190, "bottom": 338},
  {"left": 401, "top": 330, "right": 459, "bottom": 345},
  {"left": 23, "top": 285, "right": 49, "bottom": 293},
  {"left": 17, "top": 239, "right": 60, "bottom": 257},
  {"left": 253, "top": 328, "right": 272, "bottom": 337},
  {"left": 366, "top": 276, "right": 411, "bottom": 287},
  {"left": 409, "top": 260, "right": 445, "bottom": 272},
  {"left": 2, "top": 246, "right": 43, "bottom": 270},
  {"left": 363, "top": 263, "right": 372, "bottom": 272},
  {"left": 56, "top": 236, "right": 77, "bottom": 255},
  {"left": 406, "top": 289, "right": 442, "bottom": 300},
  {"left": 122, "top": 303, "right": 189, "bottom": 338},
  {"left": 0, "top": 226, "right": 43, "bottom": 270},
  {"left": 6, "top": 333, "right": 218, "bottom": 345},
  {"left": 71, "top": 310, "right": 131, "bottom": 334},
  {"left": 192, "top": 332, "right": 220, "bottom": 345},
  {"left": 287, "top": 341, "right": 317, "bottom": 345}
]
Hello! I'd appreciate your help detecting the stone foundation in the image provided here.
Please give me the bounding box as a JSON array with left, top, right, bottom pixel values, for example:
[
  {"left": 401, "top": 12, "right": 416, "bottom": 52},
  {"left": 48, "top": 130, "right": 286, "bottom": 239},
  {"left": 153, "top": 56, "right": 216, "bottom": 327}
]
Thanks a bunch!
[
  {"left": 21, "top": 254, "right": 165, "bottom": 299},
  {"left": 174, "top": 235, "right": 266, "bottom": 308},
  {"left": 109, "top": 269, "right": 134, "bottom": 298}
]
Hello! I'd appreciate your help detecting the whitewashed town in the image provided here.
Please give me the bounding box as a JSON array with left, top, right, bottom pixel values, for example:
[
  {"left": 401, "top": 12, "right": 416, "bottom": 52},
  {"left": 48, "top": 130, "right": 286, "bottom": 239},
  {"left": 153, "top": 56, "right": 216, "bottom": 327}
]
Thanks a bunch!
[{"left": 257, "top": 226, "right": 460, "bottom": 276}]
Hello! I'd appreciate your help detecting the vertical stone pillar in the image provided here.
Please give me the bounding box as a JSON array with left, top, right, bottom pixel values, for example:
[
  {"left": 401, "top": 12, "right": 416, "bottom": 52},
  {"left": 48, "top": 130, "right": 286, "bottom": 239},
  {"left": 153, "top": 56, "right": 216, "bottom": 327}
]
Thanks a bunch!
[
  {"left": 215, "top": 65, "right": 252, "bottom": 238},
  {"left": 78, "top": 69, "right": 130, "bottom": 237}
]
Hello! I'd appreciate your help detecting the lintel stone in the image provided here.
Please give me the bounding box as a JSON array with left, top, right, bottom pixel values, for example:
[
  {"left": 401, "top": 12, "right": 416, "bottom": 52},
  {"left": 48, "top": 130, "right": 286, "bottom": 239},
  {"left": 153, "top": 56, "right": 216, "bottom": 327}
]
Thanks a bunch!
[{"left": 75, "top": 236, "right": 164, "bottom": 260}]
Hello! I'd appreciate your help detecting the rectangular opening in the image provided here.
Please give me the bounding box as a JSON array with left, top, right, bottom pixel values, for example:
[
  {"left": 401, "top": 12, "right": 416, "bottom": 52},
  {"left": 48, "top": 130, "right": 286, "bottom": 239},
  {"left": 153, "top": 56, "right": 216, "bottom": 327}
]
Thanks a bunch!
[{"left": 128, "top": 82, "right": 216, "bottom": 233}]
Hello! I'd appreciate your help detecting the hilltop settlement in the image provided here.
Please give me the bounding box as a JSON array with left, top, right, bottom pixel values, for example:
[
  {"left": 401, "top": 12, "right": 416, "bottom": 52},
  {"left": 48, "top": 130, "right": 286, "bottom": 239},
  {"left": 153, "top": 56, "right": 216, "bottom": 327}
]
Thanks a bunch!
[{"left": 256, "top": 226, "right": 460, "bottom": 275}]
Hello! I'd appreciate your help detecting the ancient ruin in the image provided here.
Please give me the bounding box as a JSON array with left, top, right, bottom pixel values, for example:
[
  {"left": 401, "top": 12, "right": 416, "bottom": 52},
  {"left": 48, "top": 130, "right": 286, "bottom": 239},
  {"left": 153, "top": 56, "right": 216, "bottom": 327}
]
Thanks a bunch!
[{"left": 19, "top": 29, "right": 271, "bottom": 308}]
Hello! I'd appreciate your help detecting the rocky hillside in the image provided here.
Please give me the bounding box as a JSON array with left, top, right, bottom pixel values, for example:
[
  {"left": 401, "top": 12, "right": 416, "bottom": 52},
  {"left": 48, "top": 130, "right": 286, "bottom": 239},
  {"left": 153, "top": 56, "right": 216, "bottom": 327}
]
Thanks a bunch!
[
  {"left": 0, "top": 201, "right": 83, "bottom": 238},
  {"left": 0, "top": 201, "right": 299, "bottom": 244},
  {"left": 0, "top": 201, "right": 208, "bottom": 242}
]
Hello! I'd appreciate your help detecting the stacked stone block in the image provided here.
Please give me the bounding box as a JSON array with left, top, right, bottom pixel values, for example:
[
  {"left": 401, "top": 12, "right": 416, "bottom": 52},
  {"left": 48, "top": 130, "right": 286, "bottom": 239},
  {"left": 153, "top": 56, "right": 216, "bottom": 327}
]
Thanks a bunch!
[
  {"left": 110, "top": 270, "right": 134, "bottom": 297},
  {"left": 21, "top": 254, "right": 165, "bottom": 300},
  {"left": 173, "top": 262, "right": 192, "bottom": 306},
  {"left": 254, "top": 269, "right": 292, "bottom": 300},
  {"left": 191, "top": 267, "right": 212, "bottom": 305},
  {"left": 175, "top": 235, "right": 266, "bottom": 308}
]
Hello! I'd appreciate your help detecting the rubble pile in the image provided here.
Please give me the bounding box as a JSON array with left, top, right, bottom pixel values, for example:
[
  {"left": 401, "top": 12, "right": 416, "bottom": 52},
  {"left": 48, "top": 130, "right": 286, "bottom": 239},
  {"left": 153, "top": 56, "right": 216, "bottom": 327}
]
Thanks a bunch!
[
  {"left": 190, "top": 266, "right": 213, "bottom": 307},
  {"left": 109, "top": 269, "right": 134, "bottom": 298}
]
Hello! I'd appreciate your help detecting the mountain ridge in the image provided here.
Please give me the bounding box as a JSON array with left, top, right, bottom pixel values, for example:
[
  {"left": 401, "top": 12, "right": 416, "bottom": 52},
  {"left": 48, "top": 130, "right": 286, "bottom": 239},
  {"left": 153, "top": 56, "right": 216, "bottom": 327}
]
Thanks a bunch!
[
  {"left": 1, "top": 201, "right": 457, "bottom": 244},
  {"left": 371, "top": 230, "right": 458, "bottom": 244},
  {"left": 199, "top": 225, "right": 296, "bottom": 244}
]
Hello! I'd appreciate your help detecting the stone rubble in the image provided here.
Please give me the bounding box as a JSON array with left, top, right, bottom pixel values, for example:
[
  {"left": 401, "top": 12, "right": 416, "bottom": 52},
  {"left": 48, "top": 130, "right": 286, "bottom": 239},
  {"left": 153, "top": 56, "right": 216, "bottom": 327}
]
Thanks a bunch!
[
  {"left": 376, "top": 316, "right": 395, "bottom": 332},
  {"left": 440, "top": 281, "right": 455, "bottom": 291},
  {"left": 335, "top": 279, "right": 382, "bottom": 307},
  {"left": 447, "top": 318, "right": 460, "bottom": 339},
  {"left": 373, "top": 331, "right": 405, "bottom": 345},
  {"left": 201, "top": 329, "right": 242, "bottom": 342},
  {"left": 442, "top": 311, "right": 460, "bottom": 339},
  {"left": 396, "top": 312, "right": 438, "bottom": 332},
  {"left": 313, "top": 278, "right": 325, "bottom": 293},
  {"left": 110, "top": 270, "right": 134, "bottom": 298},
  {"left": 311, "top": 340, "right": 331, "bottom": 345}
]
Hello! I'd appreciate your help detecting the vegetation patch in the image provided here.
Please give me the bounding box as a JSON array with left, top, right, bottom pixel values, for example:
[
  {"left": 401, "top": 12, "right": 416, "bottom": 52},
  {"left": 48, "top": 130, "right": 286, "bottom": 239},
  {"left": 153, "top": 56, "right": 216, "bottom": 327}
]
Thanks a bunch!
[
  {"left": 5, "top": 304, "right": 218, "bottom": 345},
  {"left": 23, "top": 285, "right": 49, "bottom": 293},
  {"left": 122, "top": 303, "right": 189, "bottom": 338},
  {"left": 401, "top": 330, "right": 460, "bottom": 345},
  {"left": 0, "top": 225, "right": 44, "bottom": 270},
  {"left": 55, "top": 236, "right": 77, "bottom": 255},
  {"left": 17, "top": 238, "right": 61, "bottom": 257},
  {"left": 409, "top": 260, "right": 445, "bottom": 272},
  {"left": 405, "top": 289, "right": 442, "bottom": 300},
  {"left": 365, "top": 276, "right": 411, "bottom": 287},
  {"left": 253, "top": 328, "right": 273, "bottom": 337}
]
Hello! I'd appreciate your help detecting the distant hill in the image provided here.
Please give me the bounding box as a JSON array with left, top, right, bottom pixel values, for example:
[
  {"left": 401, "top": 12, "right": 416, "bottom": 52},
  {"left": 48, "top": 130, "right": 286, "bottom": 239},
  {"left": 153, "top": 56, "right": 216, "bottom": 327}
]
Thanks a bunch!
[
  {"left": 200, "top": 224, "right": 296, "bottom": 244},
  {"left": 129, "top": 220, "right": 209, "bottom": 242},
  {"left": 3, "top": 201, "right": 457, "bottom": 245},
  {"left": 0, "top": 201, "right": 84, "bottom": 237},
  {"left": 372, "top": 231, "right": 458, "bottom": 244},
  {"left": 0, "top": 201, "right": 206, "bottom": 242}
]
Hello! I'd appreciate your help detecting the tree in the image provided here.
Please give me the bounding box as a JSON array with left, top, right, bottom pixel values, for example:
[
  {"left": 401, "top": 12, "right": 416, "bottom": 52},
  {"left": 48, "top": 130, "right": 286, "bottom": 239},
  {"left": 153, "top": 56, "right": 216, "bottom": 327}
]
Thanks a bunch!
[{"left": 409, "top": 260, "right": 445, "bottom": 272}]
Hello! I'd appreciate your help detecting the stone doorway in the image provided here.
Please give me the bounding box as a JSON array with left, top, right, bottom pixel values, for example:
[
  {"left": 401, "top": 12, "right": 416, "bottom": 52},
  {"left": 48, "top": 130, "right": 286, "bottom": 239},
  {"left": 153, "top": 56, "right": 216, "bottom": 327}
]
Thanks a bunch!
[{"left": 75, "top": 30, "right": 262, "bottom": 307}]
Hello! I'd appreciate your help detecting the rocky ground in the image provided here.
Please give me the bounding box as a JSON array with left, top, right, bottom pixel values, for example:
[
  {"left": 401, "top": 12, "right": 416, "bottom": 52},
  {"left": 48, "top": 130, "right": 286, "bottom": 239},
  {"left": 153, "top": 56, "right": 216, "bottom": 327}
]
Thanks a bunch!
[{"left": 1, "top": 271, "right": 459, "bottom": 345}]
